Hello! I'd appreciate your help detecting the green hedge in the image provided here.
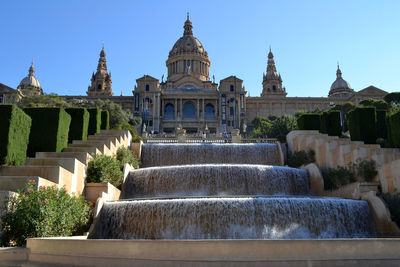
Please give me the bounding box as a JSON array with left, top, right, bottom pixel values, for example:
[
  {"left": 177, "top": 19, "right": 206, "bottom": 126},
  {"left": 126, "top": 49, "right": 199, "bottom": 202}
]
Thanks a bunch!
[
  {"left": 24, "top": 108, "right": 71, "bottom": 157},
  {"left": 0, "top": 104, "right": 32, "bottom": 165},
  {"left": 87, "top": 108, "right": 101, "bottom": 136},
  {"left": 297, "top": 113, "right": 321, "bottom": 130},
  {"left": 387, "top": 110, "right": 400, "bottom": 148},
  {"left": 326, "top": 110, "right": 341, "bottom": 136},
  {"left": 65, "top": 108, "right": 90, "bottom": 143},
  {"left": 319, "top": 112, "right": 328, "bottom": 134},
  {"left": 347, "top": 106, "right": 377, "bottom": 144},
  {"left": 376, "top": 110, "right": 387, "bottom": 139},
  {"left": 101, "top": 110, "right": 110, "bottom": 130}
]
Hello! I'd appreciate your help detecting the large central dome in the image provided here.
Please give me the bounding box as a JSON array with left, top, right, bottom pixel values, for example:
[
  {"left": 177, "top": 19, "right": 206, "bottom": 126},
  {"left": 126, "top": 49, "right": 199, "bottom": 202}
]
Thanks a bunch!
[
  {"left": 166, "top": 14, "right": 211, "bottom": 84},
  {"left": 169, "top": 15, "right": 208, "bottom": 57}
]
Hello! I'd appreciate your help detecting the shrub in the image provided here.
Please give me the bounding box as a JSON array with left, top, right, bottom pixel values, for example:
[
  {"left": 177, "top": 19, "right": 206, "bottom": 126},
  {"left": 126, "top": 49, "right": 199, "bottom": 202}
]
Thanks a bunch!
[
  {"left": 356, "top": 159, "right": 378, "bottom": 182},
  {"left": 287, "top": 149, "right": 315, "bottom": 168},
  {"left": 322, "top": 166, "right": 356, "bottom": 190},
  {"left": 101, "top": 110, "right": 110, "bottom": 130},
  {"left": 376, "top": 110, "right": 387, "bottom": 139},
  {"left": 326, "top": 110, "right": 341, "bottom": 136},
  {"left": 268, "top": 115, "right": 297, "bottom": 142},
  {"left": 381, "top": 192, "right": 400, "bottom": 227},
  {"left": 65, "top": 108, "right": 89, "bottom": 143},
  {"left": 116, "top": 147, "right": 140, "bottom": 169},
  {"left": 1, "top": 180, "right": 91, "bottom": 246},
  {"left": 0, "top": 104, "right": 32, "bottom": 166},
  {"left": 297, "top": 113, "right": 321, "bottom": 131},
  {"left": 87, "top": 108, "right": 101, "bottom": 136},
  {"left": 86, "top": 155, "right": 123, "bottom": 187},
  {"left": 24, "top": 108, "right": 71, "bottom": 157},
  {"left": 347, "top": 106, "right": 377, "bottom": 144},
  {"left": 387, "top": 110, "right": 400, "bottom": 148}
]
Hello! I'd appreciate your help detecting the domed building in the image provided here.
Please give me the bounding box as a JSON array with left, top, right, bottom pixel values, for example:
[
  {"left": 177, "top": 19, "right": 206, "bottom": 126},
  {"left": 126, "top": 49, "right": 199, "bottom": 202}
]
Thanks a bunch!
[
  {"left": 17, "top": 61, "right": 43, "bottom": 96},
  {"left": 328, "top": 65, "right": 355, "bottom": 99},
  {"left": 133, "top": 14, "right": 246, "bottom": 134}
]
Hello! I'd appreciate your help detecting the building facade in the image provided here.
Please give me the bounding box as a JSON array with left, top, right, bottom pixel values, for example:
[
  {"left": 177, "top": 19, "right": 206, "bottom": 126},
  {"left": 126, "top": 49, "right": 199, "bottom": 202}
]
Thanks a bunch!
[{"left": 132, "top": 15, "right": 387, "bottom": 134}]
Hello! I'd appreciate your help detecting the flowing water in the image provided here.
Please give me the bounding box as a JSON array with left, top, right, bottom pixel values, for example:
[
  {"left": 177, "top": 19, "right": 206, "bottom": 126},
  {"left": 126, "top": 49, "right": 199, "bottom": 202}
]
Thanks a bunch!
[
  {"left": 140, "top": 143, "right": 281, "bottom": 167},
  {"left": 89, "top": 142, "right": 376, "bottom": 239}
]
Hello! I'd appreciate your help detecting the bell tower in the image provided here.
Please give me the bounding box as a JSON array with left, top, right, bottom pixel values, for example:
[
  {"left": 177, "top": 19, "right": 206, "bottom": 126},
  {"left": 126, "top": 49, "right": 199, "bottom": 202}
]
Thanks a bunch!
[
  {"left": 87, "top": 45, "right": 113, "bottom": 96},
  {"left": 261, "top": 48, "right": 286, "bottom": 98}
]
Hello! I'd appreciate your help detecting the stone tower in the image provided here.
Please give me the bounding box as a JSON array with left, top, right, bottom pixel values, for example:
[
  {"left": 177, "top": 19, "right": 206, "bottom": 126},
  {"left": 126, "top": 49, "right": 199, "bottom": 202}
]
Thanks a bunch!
[
  {"left": 87, "top": 46, "right": 113, "bottom": 96},
  {"left": 261, "top": 48, "right": 286, "bottom": 98}
]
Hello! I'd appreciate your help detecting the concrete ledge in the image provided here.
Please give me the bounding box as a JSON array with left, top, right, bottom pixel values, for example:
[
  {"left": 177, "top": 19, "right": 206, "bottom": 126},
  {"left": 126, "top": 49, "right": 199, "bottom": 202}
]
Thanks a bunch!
[
  {"left": 0, "top": 247, "right": 28, "bottom": 262},
  {"left": 26, "top": 238, "right": 400, "bottom": 266},
  {"left": 84, "top": 182, "right": 120, "bottom": 203},
  {"left": 0, "top": 176, "right": 57, "bottom": 192},
  {"left": 63, "top": 147, "right": 101, "bottom": 155},
  {"left": 35, "top": 152, "right": 93, "bottom": 166}
]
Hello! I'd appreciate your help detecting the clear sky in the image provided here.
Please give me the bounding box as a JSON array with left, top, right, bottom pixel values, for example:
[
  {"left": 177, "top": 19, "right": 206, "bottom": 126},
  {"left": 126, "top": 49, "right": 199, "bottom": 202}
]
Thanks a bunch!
[{"left": 1, "top": 0, "right": 399, "bottom": 97}]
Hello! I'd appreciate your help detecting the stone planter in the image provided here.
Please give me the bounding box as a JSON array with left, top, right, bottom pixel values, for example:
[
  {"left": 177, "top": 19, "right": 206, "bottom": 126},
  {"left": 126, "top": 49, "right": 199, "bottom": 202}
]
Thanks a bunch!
[{"left": 84, "top": 182, "right": 120, "bottom": 204}]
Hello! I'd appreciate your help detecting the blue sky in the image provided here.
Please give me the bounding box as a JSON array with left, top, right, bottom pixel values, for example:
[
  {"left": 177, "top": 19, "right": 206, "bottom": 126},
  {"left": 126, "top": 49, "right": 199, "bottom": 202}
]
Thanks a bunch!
[{"left": 1, "top": 0, "right": 399, "bottom": 97}]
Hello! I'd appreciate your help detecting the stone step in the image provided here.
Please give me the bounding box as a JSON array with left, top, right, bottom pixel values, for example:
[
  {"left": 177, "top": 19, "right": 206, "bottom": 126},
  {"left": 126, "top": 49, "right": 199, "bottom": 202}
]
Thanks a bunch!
[
  {"left": 0, "top": 176, "right": 57, "bottom": 192},
  {"left": 0, "top": 166, "right": 73, "bottom": 194},
  {"left": 63, "top": 147, "right": 101, "bottom": 155},
  {"left": 68, "top": 143, "right": 110, "bottom": 156},
  {"left": 35, "top": 152, "right": 92, "bottom": 166},
  {"left": 88, "top": 135, "right": 121, "bottom": 150},
  {"left": 25, "top": 158, "right": 86, "bottom": 195}
]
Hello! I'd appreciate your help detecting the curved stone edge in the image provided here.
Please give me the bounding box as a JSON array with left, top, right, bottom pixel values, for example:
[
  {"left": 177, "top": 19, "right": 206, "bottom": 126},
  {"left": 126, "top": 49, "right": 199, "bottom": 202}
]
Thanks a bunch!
[
  {"left": 87, "top": 196, "right": 105, "bottom": 239},
  {"left": 300, "top": 163, "right": 324, "bottom": 196},
  {"left": 130, "top": 140, "right": 143, "bottom": 160},
  {"left": 361, "top": 191, "right": 400, "bottom": 235},
  {"left": 276, "top": 141, "right": 285, "bottom": 166}
]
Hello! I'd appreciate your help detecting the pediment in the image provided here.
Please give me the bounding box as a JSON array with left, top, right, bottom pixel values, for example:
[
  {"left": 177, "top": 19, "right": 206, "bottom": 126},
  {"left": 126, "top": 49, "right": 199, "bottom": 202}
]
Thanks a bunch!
[
  {"left": 174, "top": 76, "right": 204, "bottom": 88},
  {"left": 357, "top": 85, "right": 387, "bottom": 96}
]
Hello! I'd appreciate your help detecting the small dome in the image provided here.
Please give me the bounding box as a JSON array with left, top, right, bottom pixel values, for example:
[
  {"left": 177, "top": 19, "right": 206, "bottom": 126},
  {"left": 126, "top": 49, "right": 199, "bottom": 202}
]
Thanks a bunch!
[
  {"left": 18, "top": 61, "right": 41, "bottom": 90},
  {"left": 328, "top": 65, "right": 354, "bottom": 98}
]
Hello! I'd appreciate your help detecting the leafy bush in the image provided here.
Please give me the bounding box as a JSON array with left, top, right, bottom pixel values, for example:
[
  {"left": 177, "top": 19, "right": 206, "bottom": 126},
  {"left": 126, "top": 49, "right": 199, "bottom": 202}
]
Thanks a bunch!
[
  {"left": 381, "top": 192, "right": 400, "bottom": 227},
  {"left": 1, "top": 180, "right": 91, "bottom": 246},
  {"left": 287, "top": 149, "right": 315, "bottom": 168},
  {"left": 347, "top": 106, "right": 377, "bottom": 144},
  {"left": 86, "top": 155, "right": 123, "bottom": 187},
  {"left": 24, "top": 107, "right": 71, "bottom": 157},
  {"left": 322, "top": 166, "right": 357, "bottom": 190},
  {"left": 251, "top": 115, "right": 297, "bottom": 142},
  {"left": 114, "top": 123, "right": 142, "bottom": 142},
  {"left": 360, "top": 98, "right": 390, "bottom": 111},
  {"left": 356, "top": 159, "right": 378, "bottom": 182},
  {"left": 297, "top": 113, "right": 321, "bottom": 131},
  {"left": 101, "top": 110, "right": 110, "bottom": 130},
  {"left": 0, "top": 104, "right": 32, "bottom": 166},
  {"left": 65, "top": 108, "right": 89, "bottom": 143},
  {"left": 87, "top": 108, "right": 101, "bottom": 136},
  {"left": 116, "top": 147, "right": 140, "bottom": 169},
  {"left": 326, "top": 111, "right": 342, "bottom": 136}
]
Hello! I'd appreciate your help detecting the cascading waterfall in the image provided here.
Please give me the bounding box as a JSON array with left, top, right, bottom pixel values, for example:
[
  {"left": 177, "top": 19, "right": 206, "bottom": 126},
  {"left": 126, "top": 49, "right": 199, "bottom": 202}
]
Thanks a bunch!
[
  {"left": 122, "top": 164, "right": 310, "bottom": 198},
  {"left": 140, "top": 143, "right": 281, "bottom": 167},
  {"left": 89, "top": 142, "right": 376, "bottom": 239},
  {"left": 92, "top": 197, "right": 374, "bottom": 239}
]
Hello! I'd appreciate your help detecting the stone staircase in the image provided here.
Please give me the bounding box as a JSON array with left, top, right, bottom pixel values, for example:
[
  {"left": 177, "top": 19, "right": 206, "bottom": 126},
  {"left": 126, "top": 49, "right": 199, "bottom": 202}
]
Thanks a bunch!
[
  {"left": 0, "top": 130, "right": 132, "bottom": 212},
  {"left": 287, "top": 130, "right": 400, "bottom": 193}
]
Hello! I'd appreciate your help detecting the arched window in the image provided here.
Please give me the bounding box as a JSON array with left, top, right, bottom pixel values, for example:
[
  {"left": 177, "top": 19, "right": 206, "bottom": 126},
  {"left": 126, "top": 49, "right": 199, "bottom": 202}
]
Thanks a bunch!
[
  {"left": 273, "top": 85, "right": 276, "bottom": 92},
  {"left": 205, "top": 104, "right": 215, "bottom": 120},
  {"left": 230, "top": 85, "right": 234, "bottom": 92},
  {"left": 164, "top": 104, "right": 174, "bottom": 120},
  {"left": 145, "top": 84, "right": 150, "bottom": 91},
  {"left": 97, "top": 84, "right": 102, "bottom": 90},
  {"left": 183, "top": 103, "right": 196, "bottom": 119},
  {"left": 267, "top": 88, "right": 271, "bottom": 92}
]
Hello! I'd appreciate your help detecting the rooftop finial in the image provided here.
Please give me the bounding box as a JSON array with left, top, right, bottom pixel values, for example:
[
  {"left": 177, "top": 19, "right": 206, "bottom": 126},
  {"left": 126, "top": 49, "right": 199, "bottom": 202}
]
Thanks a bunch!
[
  {"left": 269, "top": 45, "right": 271, "bottom": 52},
  {"left": 183, "top": 12, "right": 193, "bottom": 36},
  {"left": 336, "top": 62, "right": 342, "bottom": 79},
  {"left": 29, "top": 59, "right": 35, "bottom": 75},
  {"left": 187, "top": 12, "right": 189, "bottom": 20},
  {"left": 102, "top": 42, "right": 104, "bottom": 50}
]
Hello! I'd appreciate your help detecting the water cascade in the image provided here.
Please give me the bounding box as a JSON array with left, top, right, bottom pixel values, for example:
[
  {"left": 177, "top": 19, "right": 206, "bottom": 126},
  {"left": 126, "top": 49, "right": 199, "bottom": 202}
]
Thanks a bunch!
[{"left": 89, "top": 142, "right": 375, "bottom": 239}]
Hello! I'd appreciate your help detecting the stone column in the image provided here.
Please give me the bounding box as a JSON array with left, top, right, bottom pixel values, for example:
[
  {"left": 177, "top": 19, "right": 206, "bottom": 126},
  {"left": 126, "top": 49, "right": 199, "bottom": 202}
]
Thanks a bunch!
[
  {"left": 197, "top": 99, "right": 200, "bottom": 119},
  {"left": 174, "top": 98, "right": 177, "bottom": 119},
  {"left": 202, "top": 98, "right": 205, "bottom": 121},
  {"left": 215, "top": 99, "right": 218, "bottom": 118},
  {"left": 180, "top": 98, "right": 183, "bottom": 120},
  {"left": 152, "top": 94, "right": 156, "bottom": 132}
]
